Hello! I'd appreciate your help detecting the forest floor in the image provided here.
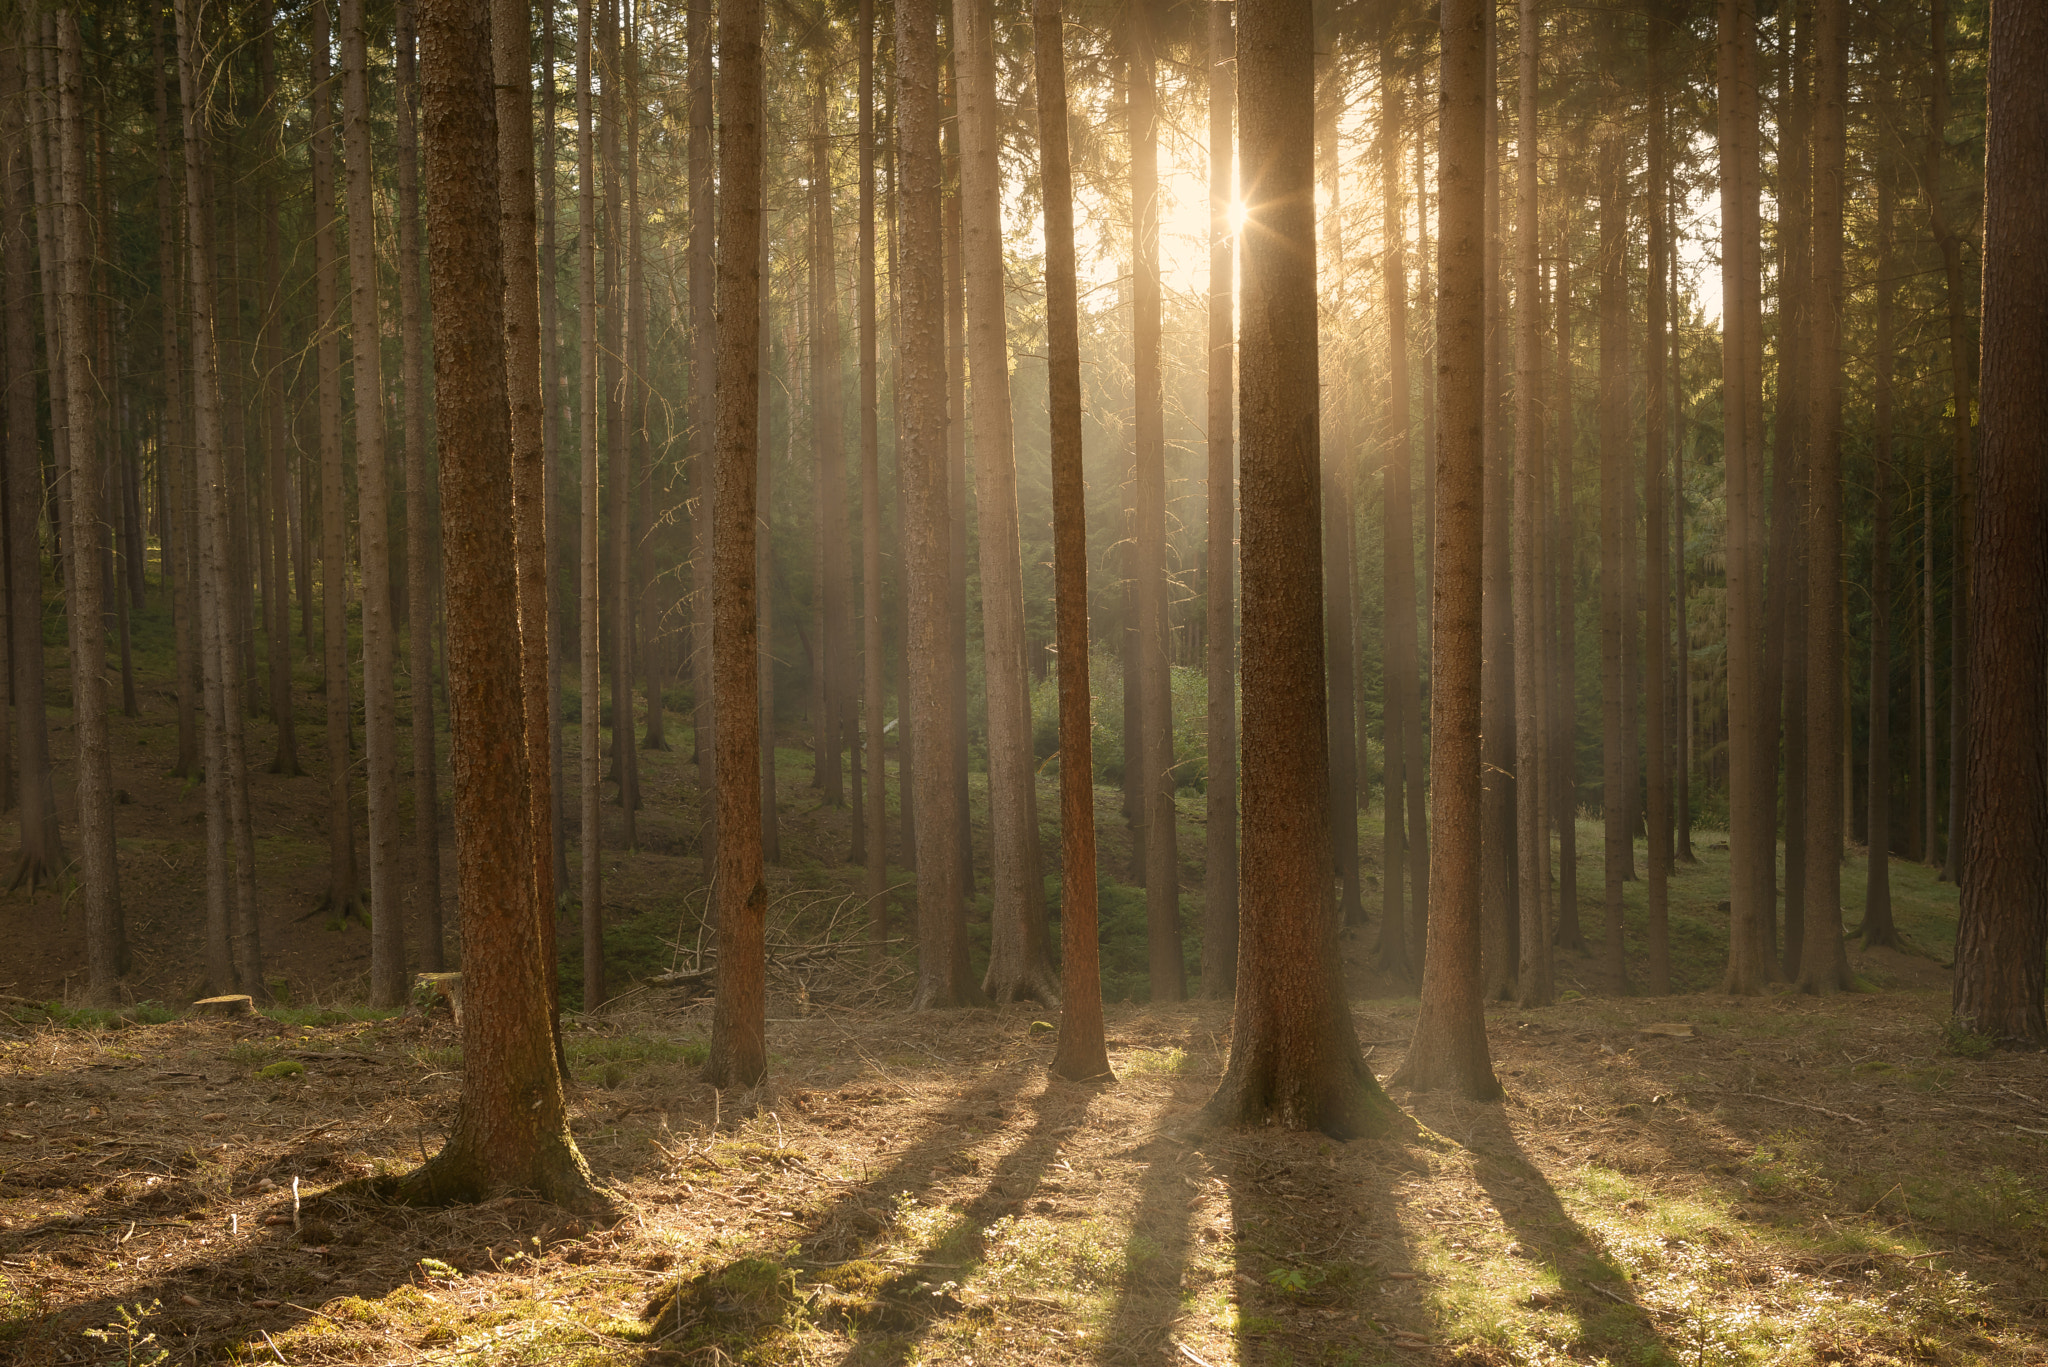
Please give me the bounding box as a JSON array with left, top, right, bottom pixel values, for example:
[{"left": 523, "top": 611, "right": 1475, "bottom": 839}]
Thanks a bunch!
[
  {"left": 4, "top": 600, "right": 2044, "bottom": 1365},
  {"left": 4, "top": 967, "right": 2047, "bottom": 1367}
]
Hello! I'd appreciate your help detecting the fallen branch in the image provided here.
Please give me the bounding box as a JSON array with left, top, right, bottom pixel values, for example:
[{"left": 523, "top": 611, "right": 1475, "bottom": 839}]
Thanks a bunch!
[{"left": 1711, "top": 1091, "right": 1866, "bottom": 1125}]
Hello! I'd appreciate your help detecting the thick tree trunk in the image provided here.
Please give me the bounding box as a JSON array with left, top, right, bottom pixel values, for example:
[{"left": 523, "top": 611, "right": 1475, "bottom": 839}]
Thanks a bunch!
[
  {"left": 1037, "top": 0, "right": 1108, "bottom": 1077},
  {"left": 1201, "top": 0, "right": 1238, "bottom": 999},
  {"left": 1513, "top": 0, "right": 1551, "bottom": 1008},
  {"left": 403, "top": 0, "right": 600, "bottom": 1207},
  {"left": 543, "top": 0, "right": 569, "bottom": 904},
  {"left": 703, "top": 0, "right": 771, "bottom": 1085},
  {"left": 954, "top": 0, "right": 1055, "bottom": 1005},
  {"left": 1796, "top": 0, "right": 1852, "bottom": 995},
  {"left": 899, "top": 0, "right": 978, "bottom": 1009},
  {"left": 1952, "top": 0, "right": 2048, "bottom": 1047},
  {"left": 941, "top": 73, "right": 970, "bottom": 901},
  {"left": 57, "top": 11, "right": 126, "bottom": 1004},
  {"left": 1204, "top": 0, "right": 1390, "bottom": 1136},
  {"left": 1392, "top": 0, "right": 1501, "bottom": 1101}
]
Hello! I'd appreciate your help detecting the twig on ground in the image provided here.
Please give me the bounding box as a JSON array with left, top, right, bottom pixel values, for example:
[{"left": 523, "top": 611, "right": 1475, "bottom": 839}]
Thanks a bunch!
[{"left": 1712, "top": 1091, "right": 1866, "bottom": 1125}]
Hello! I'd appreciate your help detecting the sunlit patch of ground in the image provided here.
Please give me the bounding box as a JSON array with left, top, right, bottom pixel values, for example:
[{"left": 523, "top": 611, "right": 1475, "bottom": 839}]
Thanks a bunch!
[{"left": 2, "top": 976, "right": 2044, "bottom": 1366}]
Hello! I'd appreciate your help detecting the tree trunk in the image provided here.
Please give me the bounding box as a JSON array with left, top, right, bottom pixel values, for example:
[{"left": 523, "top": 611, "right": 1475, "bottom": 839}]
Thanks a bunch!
[
  {"left": 1037, "top": 0, "right": 1109, "bottom": 1077},
  {"left": 1643, "top": 7, "right": 1672, "bottom": 995},
  {"left": 859, "top": 0, "right": 888, "bottom": 944},
  {"left": 687, "top": 0, "right": 716, "bottom": 871},
  {"left": 954, "top": 0, "right": 1056, "bottom": 1005},
  {"left": 1130, "top": 0, "right": 1181, "bottom": 1000},
  {"left": 0, "top": 38, "right": 62, "bottom": 891},
  {"left": 629, "top": 24, "right": 664, "bottom": 762},
  {"left": 941, "top": 65, "right": 970, "bottom": 901},
  {"left": 1204, "top": 0, "right": 1391, "bottom": 1135},
  {"left": 403, "top": 0, "right": 600, "bottom": 1207},
  {"left": 342, "top": 0, "right": 408, "bottom": 1006},
  {"left": 258, "top": 15, "right": 299, "bottom": 780},
  {"left": 311, "top": 0, "right": 360, "bottom": 923},
  {"left": 899, "top": 0, "right": 978, "bottom": 1010},
  {"left": 1478, "top": 0, "right": 1516, "bottom": 1004},
  {"left": 1672, "top": 210, "right": 1695, "bottom": 865},
  {"left": 1952, "top": 0, "right": 2048, "bottom": 1047},
  {"left": 1718, "top": 0, "right": 1775, "bottom": 995},
  {"left": 496, "top": 0, "right": 552, "bottom": 999},
  {"left": 1930, "top": 0, "right": 1972, "bottom": 887},
  {"left": 1597, "top": 115, "right": 1630, "bottom": 997},
  {"left": 1551, "top": 184, "right": 1583, "bottom": 955},
  {"left": 702, "top": 0, "right": 772, "bottom": 1085},
  {"left": 396, "top": 0, "right": 442, "bottom": 970},
  {"left": 1796, "top": 0, "right": 1851, "bottom": 995},
  {"left": 57, "top": 11, "right": 126, "bottom": 1004},
  {"left": 1378, "top": 52, "right": 1419, "bottom": 985},
  {"left": 1392, "top": 0, "right": 1502, "bottom": 1101},
  {"left": 1513, "top": 0, "right": 1551, "bottom": 1007},
  {"left": 577, "top": 0, "right": 606, "bottom": 1012},
  {"left": 1316, "top": 69, "right": 1361, "bottom": 936},
  {"left": 1863, "top": 96, "right": 1899, "bottom": 951},
  {"left": 808, "top": 67, "right": 845, "bottom": 809},
  {"left": 603, "top": 0, "right": 638, "bottom": 847},
  {"left": 1201, "top": 0, "right": 1238, "bottom": 999}
]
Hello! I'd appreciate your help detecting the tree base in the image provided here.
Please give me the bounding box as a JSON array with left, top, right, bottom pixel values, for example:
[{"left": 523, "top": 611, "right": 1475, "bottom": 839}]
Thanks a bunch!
[
  {"left": 387, "top": 1134, "right": 611, "bottom": 1213},
  {"left": 1202, "top": 1059, "right": 1404, "bottom": 1142},
  {"left": 8, "top": 851, "right": 63, "bottom": 894}
]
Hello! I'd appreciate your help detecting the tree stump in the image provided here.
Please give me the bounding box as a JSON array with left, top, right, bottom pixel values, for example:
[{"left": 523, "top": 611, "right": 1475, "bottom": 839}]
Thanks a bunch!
[
  {"left": 192, "top": 995, "right": 254, "bottom": 1018},
  {"left": 414, "top": 972, "right": 463, "bottom": 1025}
]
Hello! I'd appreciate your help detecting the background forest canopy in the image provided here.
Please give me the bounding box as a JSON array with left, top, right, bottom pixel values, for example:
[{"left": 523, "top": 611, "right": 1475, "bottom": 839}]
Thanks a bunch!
[{"left": 0, "top": 0, "right": 1996, "bottom": 1016}]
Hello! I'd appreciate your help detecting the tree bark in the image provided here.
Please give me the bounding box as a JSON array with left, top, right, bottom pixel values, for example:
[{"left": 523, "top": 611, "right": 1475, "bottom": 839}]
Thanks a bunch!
[
  {"left": 311, "top": 0, "right": 360, "bottom": 924},
  {"left": 859, "top": 0, "right": 888, "bottom": 944},
  {"left": 57, "top": 11, "right": 126, "bottom": 1004},
  {"left": 1929, "top": 0, "right": 1972, "bottom": 886},
  {"left": 900, "top": 0, "right": 978, "bottom": 1010},
  {"left": 342, "top": 0, "right": 408, "bottom": 1006},
  {"left": 1550, "top": 170, "right": 1583, "bottom": 956},
  {"left": 1392, "top": 0, "right": 1501, "bottom": 1101},
  {"left": 496, "top": 0, "right": 553, "bottom": 999},
  {"left": 1513, "top": 0, "right": 1551, "bottom": 1008},
  {"left": 0, "top": 38, "right": 62, "bottom": 892},
  {"left": 687, "top": 0, "right": 716, "bottom": 872},
  {"left": 1863, "top": 94, "right": 1899, "bottom": 952},
  {"left": 809, "top": 65, "right": 846, "bottom": 810},
  {"left": 1203, "top": 0, "right": 1391, "bottom": 1136},
  {"left": 577, "top": 0, "right": 606, "bottom": 1012},
  {"left": 404, "top": 0, "right": 600, "bottom": 1207},
  {"left": 258, "top": 15, "right": 299, "bottom": 780},
  {"left": 1596, "top": 112, "right": 1630, "bottom": 997},
  {"left": 1037, "top": 0, "right": 1109, "bottom": 1078},
  {"left": 1952, "top": 0, "right": 2048, "bottom": 1048},
  {"left": 1718, "top": 0, "right": 1775, "bottom": 995},
  {"left": 1379, "top": 52, "right": 1419, "bottom": 985},
  {"left": 953, "top": 0, "right": 1055, "bottom": 1005},
  {"left": 396, "top": 0, "right": 443, "bottom": 969},
  {"left": 1795, "top": 0, "right": 1852, "bottom": 996},
  {"left": 1201, "top": 0, "right": 1239, "bottom": 999},
  {"left": 1643, "top": 7, "right": 1672, "bottom": 995},
  {"left": 1129, "top": 0, "right": 1181, "bottom": 1000},
  {"left": 1478, "top": 0, "right": 1515, "bottom": 1005}
]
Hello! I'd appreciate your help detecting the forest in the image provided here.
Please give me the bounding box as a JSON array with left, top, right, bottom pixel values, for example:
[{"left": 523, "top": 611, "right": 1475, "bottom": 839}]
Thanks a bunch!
[{"left": 1, "top": 0, "right": 2045, "bottom": 1361}]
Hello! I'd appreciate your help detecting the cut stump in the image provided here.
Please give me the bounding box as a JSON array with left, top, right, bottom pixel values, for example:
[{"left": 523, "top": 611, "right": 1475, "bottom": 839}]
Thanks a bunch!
[{"left": 193, "top": 995, "right": 254, "bottom": 1018}]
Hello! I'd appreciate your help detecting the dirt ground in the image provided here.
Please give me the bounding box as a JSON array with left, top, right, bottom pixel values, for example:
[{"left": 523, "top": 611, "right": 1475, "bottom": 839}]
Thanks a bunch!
[{"left": 3, "top": 956, "right": 2046, "bottom": 1367}]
